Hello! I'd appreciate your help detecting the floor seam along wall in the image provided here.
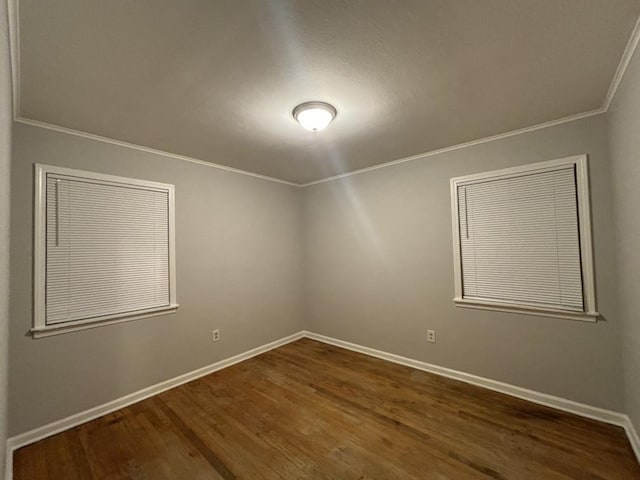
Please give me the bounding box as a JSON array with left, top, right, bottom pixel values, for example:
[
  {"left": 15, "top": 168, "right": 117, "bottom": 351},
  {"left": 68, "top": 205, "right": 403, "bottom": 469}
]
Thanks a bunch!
[{"left": 4, "top": 330, "right": 639, "bottom": 480}]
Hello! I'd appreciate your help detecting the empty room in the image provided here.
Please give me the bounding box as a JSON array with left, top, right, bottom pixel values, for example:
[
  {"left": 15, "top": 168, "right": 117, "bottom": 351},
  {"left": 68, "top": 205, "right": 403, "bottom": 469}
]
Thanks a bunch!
[{"left": 1, "top": 0, "right": 640, "bottom": 478}]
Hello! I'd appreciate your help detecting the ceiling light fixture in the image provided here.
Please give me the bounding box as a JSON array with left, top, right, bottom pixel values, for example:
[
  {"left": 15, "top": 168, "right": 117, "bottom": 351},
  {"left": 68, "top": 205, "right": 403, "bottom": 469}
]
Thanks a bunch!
[{"left": 293, "top": 101, "right": 337, "bottom": 132}]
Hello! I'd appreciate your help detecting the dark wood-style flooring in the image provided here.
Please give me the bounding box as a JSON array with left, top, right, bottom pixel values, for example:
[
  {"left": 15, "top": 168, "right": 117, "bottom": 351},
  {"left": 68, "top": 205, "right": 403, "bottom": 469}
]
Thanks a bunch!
[{"left": 14, "top": 338, "right": 640, "bottom": 479}]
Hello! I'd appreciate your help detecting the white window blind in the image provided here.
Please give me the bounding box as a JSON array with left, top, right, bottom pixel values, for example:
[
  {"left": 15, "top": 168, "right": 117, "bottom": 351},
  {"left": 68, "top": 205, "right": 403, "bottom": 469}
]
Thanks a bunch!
[
  {"left": 34, "top": 165, "right": 178, "bottom": 337},
  {"left": 458, "top": 167, "right": 582, "bottom": 310},
  {"left": 450, "top": 156, "right": 598, "bottom": 321}
]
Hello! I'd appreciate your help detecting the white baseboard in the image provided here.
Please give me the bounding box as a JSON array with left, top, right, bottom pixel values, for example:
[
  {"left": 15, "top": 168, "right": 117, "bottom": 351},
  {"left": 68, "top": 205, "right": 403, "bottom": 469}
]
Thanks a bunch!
[
  {"left": 624, "top": 415, "right": 640, "bottom": 464},
  {"left": 5, "top": 329, "right": 639, "bottom": 480},
  {"left": 3, "top": 444, "right": 9, "bottom": 480},
  {"left": 303, "top": 331, "right": 639, "bottom": 460},
  {"left": 4, "top": 331, "right": 305, "bottom": 480}
]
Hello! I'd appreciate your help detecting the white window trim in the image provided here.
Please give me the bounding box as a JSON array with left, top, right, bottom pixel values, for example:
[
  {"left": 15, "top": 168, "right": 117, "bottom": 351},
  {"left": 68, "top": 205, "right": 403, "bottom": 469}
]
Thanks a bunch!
[
  {"left": 449, "top": 154, "right": 598, "bottom": 322},
  {"left": 33, "top": 164, "right": 179, "bottom": 338}
]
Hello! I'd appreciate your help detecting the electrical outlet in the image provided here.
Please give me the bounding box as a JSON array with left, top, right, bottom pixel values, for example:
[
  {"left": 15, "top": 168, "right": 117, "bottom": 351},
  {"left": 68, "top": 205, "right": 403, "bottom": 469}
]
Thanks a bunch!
[
  {"left": 427, "top": 330, "right": 436, "bottom": 343},
  {"left": 212, "top": 329, "right": 221, "bottom": 342}
]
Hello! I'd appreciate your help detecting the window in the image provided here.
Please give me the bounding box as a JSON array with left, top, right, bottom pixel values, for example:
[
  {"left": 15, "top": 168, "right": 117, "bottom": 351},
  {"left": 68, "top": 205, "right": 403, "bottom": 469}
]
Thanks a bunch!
[
  {"left": 33, "top": 164, "right": 178, "bottom": 337},
  {"left": 450, "top": 155, "right": 597, "bottom": 321}
]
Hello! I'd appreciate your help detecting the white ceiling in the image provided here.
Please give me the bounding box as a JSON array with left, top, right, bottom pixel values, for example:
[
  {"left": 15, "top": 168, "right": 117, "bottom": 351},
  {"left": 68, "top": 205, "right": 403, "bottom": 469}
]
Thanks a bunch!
[{"left": 17, "top": 0, "right": 640, "bottom": 184}]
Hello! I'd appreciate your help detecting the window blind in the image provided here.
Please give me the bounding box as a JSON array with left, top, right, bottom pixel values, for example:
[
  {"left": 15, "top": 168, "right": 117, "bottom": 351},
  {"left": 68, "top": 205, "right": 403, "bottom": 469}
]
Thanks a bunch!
[
  {"left": 45, "top": 175, "right": 171, "bottom": 325},
  {"left": 457, "top": 166, "right": 584, "bottom": 311}
]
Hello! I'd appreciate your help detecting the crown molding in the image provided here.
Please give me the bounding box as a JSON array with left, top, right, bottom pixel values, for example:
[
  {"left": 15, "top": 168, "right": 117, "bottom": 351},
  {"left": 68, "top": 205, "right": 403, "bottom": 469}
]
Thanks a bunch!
[
  {"left": 7, "top": 0, "right": 18, "bottom": 120},
  {"left": 300, "top": 108, "right": 605, "bottom": 187},
  {"left": 603, "top": 13, "right": 640, "bottom": 111},
  {"left": 6, "top": 0, "right": 640, "bottom": 188},
  {"left": 16, "top": 108, "right": 605, "bottom": 189},
  {"left": 14, "top": 118, "right": 300, "bottom": 187}
]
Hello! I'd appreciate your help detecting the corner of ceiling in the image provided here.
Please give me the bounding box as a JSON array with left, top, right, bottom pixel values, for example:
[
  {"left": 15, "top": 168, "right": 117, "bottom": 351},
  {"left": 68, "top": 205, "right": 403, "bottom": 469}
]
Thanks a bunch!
[{"left": 602, "top": 13, "right": 640, "bottom": 112}]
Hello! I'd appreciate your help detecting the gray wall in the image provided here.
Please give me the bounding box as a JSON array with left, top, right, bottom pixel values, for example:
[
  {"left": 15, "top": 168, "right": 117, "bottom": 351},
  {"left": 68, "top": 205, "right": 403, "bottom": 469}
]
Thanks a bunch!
[
  {"left": 303, "top": 114, "right": 623, "bottom": 410},
  {"left": 9, "top": 123, "right": 304, "bottom": 436},
  {"left": 0, "top": 0, "right": 11, "bottom": 476},
  {"left": 7, "top": 87, "right": 635, "bottom": 442},
  {"left": 608, "top": 47, "right": 640, "bottom": 435}
]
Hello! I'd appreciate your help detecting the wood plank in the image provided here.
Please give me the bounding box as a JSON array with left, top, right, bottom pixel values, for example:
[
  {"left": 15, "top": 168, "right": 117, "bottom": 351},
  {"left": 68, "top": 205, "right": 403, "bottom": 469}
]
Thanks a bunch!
[{"left": 13, "top": 339, "right": 640, "bottom": 479}]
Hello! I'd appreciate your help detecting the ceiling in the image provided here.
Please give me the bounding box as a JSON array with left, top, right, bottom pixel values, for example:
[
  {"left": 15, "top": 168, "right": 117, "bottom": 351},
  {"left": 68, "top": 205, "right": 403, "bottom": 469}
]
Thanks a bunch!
[{"left": 17, "top": 0, "right": 640, "bottom": 185}]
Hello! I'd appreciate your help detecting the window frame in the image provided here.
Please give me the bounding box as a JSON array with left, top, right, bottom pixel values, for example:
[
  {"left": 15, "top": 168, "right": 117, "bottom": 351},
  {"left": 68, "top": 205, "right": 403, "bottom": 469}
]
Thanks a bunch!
[
  {"left": 33, "top": 164, "right": 178, "bottom": 338},
  {"left": 449, "top": 155, "right": 598, "bottom": 322}
]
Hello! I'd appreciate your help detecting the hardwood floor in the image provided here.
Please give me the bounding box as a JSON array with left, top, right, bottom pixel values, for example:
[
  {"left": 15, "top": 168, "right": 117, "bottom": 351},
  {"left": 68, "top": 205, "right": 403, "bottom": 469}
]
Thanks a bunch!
[{"left": 14, "top": 338, "right": 640, "bottom": 479}]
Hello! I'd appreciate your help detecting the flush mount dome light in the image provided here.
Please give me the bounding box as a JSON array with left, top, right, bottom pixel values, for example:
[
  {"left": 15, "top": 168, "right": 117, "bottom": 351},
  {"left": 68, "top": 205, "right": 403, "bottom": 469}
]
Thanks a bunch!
[{"left": 293, "top": 101, "right": 337, "bottom": 132}]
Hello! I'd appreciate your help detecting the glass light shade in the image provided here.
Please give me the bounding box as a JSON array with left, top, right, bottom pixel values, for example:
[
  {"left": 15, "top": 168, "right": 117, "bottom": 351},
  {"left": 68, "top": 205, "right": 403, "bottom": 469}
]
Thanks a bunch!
[{"left": 293, "top": 102, "right": 337, "bottom": 132}]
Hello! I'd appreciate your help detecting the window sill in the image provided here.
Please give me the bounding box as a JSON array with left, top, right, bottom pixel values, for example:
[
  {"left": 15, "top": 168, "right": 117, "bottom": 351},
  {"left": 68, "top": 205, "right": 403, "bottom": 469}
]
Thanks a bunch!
[
  {"left": 31, "top": 305, "right": 180, "bottom": 338},
  {"left": 453, "top": 298, "right": 598, "bottom": 323}
]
